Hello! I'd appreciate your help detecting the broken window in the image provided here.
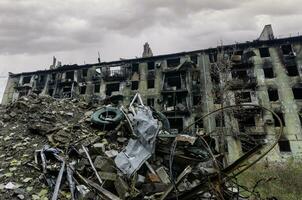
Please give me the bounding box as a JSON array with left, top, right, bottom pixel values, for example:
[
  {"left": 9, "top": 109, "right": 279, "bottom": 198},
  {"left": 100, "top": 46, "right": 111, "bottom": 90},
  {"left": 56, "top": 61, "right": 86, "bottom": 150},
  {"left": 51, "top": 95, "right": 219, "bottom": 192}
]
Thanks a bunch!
[
  {"left": 190, "top": 55, "right": 198, "bottom": 65},
  {"left": 51, "top": 73, "right": 56, "bottom": 80},
  {"left": 215, "top": 115, "right": 225, "bottom": 127},
  {"left": 22, "top": 76, "right": 31, "bottom": 84},
  {"left": 193, "top": 95, "right": 201, "bottom": 106},
  {"left": 263, "top": 68, "right": 274, "bottom": 78},
  {"left": 82, "top": 69, "right": 88, "bottom": 77},
  {"left": 147, "top": 62, "right": 155, "bottom": 70},
  {"left": 292, "top": 85, "right": 302, "bottom": 99},
  {"left": 106, "top": 83, "right": 120, "bottom": 96},
  {"left": 48, "top": 89, "right": 54, "bottom": 96},
  {"left": 94, "top": 84, "right": 100, "bottom": 93},
  {"left": 132, "top": 63, "right": 139, "bottom": 73},
  {"left": 195, "top": 117, "right": 203, "bottom": 129},
  {"left": 235, "top": 50, "right": 243, "bottom": 55},
  {"left": 147, "top": 98, "right": 155, "bottom": 107},
  {"left": 268, "top": 88, "right": 279, "bottom": 101},
  {"left": 259, "top": 47, "right": 270, "bottom": 58},
  {"left": 286, "top": 64, "right": 299, "bottom": 76},
  {"left": 147, "top": 79, "right": 155, "bottom": 89},
  {"left": 281, "top": 44, "right": 293, "bottom": 56},
  {"left": 168, "top": 117, "right": 183, "bottom": 132},
  {"left": 66, "top": 71, "right": 74, "bottom": 81},
  {"left": 80, "top": 86, "right": 86, "bottom": 94},
  {"left": 238, "top": 116, "right": 256, "bottom": 131},
  {"left": 39, "top": 75, "right": 45, "bottom": 83},
  {"left": 131, "top": 81, "right": 139, "bottom": 90},
  {"left": 210, "top": 70, "right": 220, "bottom": 84},
  {"left": 232, "top": 70, "right": 248, "bottom": 79},
  {"left": 278, "top": 140, "right": 291, "bottom": 152},
  {"left": 167, "top": 58, "right": 180, "bottom": 68},
  {"left": 235, "top": 91, "right": 252, "bottom": 104},
  {"left": 273, "top": 112, "right": 285, "bottom": 127}
]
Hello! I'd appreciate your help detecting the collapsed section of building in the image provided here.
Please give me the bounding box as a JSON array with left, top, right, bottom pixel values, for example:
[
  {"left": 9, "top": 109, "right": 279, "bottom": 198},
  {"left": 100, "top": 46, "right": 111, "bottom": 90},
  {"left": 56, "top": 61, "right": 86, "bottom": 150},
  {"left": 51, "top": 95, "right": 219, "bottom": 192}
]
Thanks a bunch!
[{"left": 2, "top": 25, "right": 302, "bottom": 163}]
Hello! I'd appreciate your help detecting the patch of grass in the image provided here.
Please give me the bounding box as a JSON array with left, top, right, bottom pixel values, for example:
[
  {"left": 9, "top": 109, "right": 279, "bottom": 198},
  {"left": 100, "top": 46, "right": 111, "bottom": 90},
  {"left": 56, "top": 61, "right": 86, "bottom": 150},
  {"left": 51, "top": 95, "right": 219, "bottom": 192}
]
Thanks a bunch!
[{"left": 237, "top": 160, "right": 302, "bottom": 200}]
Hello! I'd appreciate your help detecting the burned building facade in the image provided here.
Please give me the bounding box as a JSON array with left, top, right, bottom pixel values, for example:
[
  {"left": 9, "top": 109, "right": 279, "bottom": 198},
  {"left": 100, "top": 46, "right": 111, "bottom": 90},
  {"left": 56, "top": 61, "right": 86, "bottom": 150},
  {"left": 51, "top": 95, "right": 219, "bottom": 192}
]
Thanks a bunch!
[{"left": 2, "top": 26, "right": 302, "bottom": 162}]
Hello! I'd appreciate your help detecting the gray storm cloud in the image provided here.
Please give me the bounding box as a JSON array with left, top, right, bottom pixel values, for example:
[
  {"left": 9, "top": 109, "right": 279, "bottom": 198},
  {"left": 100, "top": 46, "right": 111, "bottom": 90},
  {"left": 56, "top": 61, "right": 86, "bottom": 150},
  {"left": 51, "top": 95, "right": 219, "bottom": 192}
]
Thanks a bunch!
[{"left": 0, "top": 0, "right": 302, "bottom": 101}]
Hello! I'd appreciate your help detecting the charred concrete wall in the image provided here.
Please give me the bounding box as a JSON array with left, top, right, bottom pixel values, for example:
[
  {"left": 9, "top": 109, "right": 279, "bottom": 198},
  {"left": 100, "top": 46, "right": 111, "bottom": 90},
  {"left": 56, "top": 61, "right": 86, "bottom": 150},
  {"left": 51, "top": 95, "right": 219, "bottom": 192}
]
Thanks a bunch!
[{"left": 3, "top": 34, "right": 302, "bottom": 163}]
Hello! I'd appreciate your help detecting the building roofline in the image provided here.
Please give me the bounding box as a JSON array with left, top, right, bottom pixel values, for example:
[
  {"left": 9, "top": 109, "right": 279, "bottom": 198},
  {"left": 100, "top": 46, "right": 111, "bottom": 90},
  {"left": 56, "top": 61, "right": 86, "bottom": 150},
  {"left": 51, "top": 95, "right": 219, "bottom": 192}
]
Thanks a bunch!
[{"left": 9, "top": 35, "right": 302, "bottom": 78}]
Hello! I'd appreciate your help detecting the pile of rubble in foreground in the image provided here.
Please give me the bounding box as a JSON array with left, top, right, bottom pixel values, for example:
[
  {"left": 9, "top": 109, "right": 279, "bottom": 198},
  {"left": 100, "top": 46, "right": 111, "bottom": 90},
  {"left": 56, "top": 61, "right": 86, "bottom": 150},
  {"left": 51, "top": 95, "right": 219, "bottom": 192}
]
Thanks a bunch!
[{"left": 0, "top": 93, "right": 249, "bottom": 200}]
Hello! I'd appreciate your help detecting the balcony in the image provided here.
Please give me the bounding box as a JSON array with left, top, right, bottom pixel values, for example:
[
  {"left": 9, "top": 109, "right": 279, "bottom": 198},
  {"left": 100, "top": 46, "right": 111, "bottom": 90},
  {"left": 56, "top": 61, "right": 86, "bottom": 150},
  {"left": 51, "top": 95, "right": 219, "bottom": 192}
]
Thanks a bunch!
[
  {"left": 228, "top": 77, "right": 257, "bottom": 90},
  {"left": 102, "top": 66, "right": 128, "bottom": 81},
  {"left": 161, "top": 75, "right": 187, "bottom": 94},
  {"left": 162, "top": 104, "right": 190, "bottom": 116}
]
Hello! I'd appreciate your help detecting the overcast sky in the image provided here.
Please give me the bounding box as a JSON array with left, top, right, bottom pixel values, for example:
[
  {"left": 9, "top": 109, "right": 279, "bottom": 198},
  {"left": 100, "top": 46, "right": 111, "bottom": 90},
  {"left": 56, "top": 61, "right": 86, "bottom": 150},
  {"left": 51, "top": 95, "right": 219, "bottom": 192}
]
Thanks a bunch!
[{"left": 1, "top": 0, "right": 302, "bottom": 102}]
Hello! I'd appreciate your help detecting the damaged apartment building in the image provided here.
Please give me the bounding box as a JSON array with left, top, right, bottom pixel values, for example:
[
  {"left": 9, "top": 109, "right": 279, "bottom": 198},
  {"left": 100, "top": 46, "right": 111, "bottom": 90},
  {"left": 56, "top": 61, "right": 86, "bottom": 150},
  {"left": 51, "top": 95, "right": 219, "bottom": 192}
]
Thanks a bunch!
[{"left": 2, "top": 25, "right": 302, "bottom": 162}]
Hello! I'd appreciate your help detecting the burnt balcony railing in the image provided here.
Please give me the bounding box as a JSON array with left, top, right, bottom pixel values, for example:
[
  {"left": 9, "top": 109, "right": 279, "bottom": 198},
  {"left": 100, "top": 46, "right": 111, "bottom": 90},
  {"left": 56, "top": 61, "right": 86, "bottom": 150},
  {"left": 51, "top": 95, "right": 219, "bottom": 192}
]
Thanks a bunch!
[
  {"left": 228, "top": 77, "right": 257, "bottom": 90},
  {"left": 102, "top": 68, "right": 128, "bottom": 81}
]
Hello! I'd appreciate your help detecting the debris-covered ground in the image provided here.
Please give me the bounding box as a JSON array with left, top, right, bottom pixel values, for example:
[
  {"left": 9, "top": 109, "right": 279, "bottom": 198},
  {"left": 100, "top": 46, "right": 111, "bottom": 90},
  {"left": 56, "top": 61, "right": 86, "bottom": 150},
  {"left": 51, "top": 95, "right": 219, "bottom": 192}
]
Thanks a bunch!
[{"left": 0, "top": 93, "right": 276, "bottom": 200}]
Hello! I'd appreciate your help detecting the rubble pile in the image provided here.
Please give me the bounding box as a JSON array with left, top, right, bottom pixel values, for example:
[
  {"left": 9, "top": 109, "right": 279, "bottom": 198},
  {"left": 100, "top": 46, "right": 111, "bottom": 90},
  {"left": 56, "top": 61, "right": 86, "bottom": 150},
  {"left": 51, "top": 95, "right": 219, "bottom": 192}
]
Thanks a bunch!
[{"left": 0, "top": 93, "right": 250, "bottom": 199}]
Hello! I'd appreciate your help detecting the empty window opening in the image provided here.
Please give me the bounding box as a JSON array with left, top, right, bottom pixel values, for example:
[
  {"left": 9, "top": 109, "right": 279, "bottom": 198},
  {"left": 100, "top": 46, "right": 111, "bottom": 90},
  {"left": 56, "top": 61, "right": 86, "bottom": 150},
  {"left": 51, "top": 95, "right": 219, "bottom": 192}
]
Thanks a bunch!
[
  {"left": 82, "top": 69, "right": 88, "bottom": 77},
  {"left": 39, "top": 75, "right": 45, "bottom": 83},
  {"left": 268, "top": 89, "right": 279, "bottom": 101},
  {"left": 273, "top": 112, "right": 285, "bottom": 127},
  {"left": 259, "top": 47, "right": 270, "bottom": 58},
  {"left": 66, "top": 71, "right": 74, "bottom": 80},
  {"left": 63, "top": 87, "right": 71, "bottom": 93},
  {"left": 235, "top": 91, "right": 252, "bottom": 104},
  {"left": 80, "top": 86, "right": 86, "bottom": 94},
  {"left": 22, "top": 76, "right": 31, "bottom": 84},
  {"left": 209, "top": 53, "right": 217, "bottom": 63},
  {"left": 132, "top": 63, "right": 139, "bottom": 73},
  {"left": 263, "top": 68, "right": 274, "bottom": 78},
  {"left": 168, "top": 118, "right": 183, "bottom": 132},
  {"left": 234, "top": 50, "right": 243, "bottom": 55},
  {"left": 241, "top": 135, "right": 265, "bottom": 153},
  {"left": 190, "top": 55, "right": 198, "bottom": 64},
  {"left": 193, "top": 96, "right": 201, "bottom": 106},
  {"left": 147, "top": 79, "right": 155, "bottom": 89},
  {"left": 147, "top": 98, "right": 155, "bottom": 107},
  {"left": 232, "top": 70, "right": 248, "bottom": 79},
  {"left": 106, "top": 83, "right": 120, "bottom": 96},
  {"left": 51, "top": 73, "right": 56, "bottom": 80},
  {"left": 281, "top": 44, "right": 293, "bottom": 56},
  {"left": 293, "top": 87, "right": 302, "bottom": 99},
  {"left": 131, "top": 81, "right": 139, "bottom": 90},
  {"left": 167, "top": 58, "right": 180, "bottom": 68},
  {"left": 48, "top": 89, "right": 54, "bottom": 96},
  {"left": 278, "top": 140, "right": 291, "bottom": 152},
  {"left": 164, "top": 75, "right": 182, "bottom": 90},
  {"left": 195, "top": 117, "right": 203, "bottom": 129},
  {"left": 286, "top": 65, "right": 299, "bottom": 76},
  {"left": 94, "top": 84, "right": 100, "bottom": 93},
  {"left": 215, "top": 115, "right": 225, "bottom": 127},
  {"left": 238, "top": 116, "right": 256, "bottom": 131},
  {"left": 147, "top": 62, "right": 155, "bottom": 70}
]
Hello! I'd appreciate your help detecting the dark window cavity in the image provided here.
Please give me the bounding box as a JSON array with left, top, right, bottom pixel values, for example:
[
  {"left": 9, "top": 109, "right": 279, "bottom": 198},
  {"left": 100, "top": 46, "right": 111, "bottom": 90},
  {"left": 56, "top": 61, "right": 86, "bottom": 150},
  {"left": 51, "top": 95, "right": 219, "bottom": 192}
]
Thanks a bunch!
[
  {"left": 82, "top": 69, "right": 88, "bottom": 77},
  {"left": 259, "top": 47, "right": 270, "bottom": 58},
  {"left": 106, "top": 83, "right": 120, "bottom": 96},
  {"left": 147, "top": 98, "right": 155, "bottom": 107},
  {"left": 147, "top": 79, "right": 155, "bottom": 89},
  {"left": 268, "top": 89, "right": 279, "bottom": 101},
  {"left": 22, "top": 76, "right": 31, "bottom": 84},
  {"left": 190, "top": 55, "right": 198, "bottom": 65},
  {"left": 195, "top": 117, "right": 203, "bottom": 128},
  {"left": 167, "top": 58, "right": 180, "bottom": 68},
  {"left": 286, "top": 64, "right": 299, "bottom": 76},
  {"left": 263, "top": 68, "right": 274, "bottom": 78},
  {"left": 80, "top": 86, "right": 86, "bottom": 94},
  {"left": 94, "top": 84, "right": 100, "bottom": 93},
  {"left": 147, "top": 62, "right": 155, "bottom": 70},
  {"left": 273, "top": 112, "right": 285, "bottom": 127},
  {"left": 132, "top": 63, "right": 139, "bottom": 73},
  {"left": 235, "top": 91, "right": 252, "bottom": 104},
  {"left": 293, "top": 87, "right": 302, "bottom": 99},
  {"left": 66, "top": 71, "right": 74, "bottom": 80},
  {"left": 281, "top": 44, "right": 293, "bottom": 55},
  {"left": 278, "top": 140, "right": 291, "bottom": 152},
  {"left": 131, "top": 81, "right": 139, "bottom": 90}
]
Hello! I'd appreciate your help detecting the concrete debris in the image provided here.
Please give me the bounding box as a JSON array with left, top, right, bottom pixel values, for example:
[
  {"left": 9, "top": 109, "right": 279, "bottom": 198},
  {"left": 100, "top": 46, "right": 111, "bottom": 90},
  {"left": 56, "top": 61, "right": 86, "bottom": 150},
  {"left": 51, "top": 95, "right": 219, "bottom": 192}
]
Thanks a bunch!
[{"left": 0, "top": 92, "right": 271, "bottom": 199}]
